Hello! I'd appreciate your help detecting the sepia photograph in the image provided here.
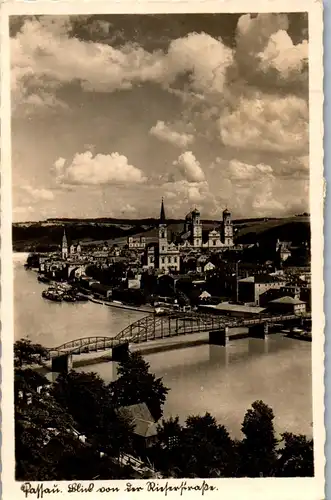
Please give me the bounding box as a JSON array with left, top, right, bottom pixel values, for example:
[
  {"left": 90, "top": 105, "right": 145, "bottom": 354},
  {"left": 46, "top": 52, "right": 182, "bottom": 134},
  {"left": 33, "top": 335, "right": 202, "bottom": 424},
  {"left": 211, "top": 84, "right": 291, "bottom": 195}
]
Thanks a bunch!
[{"left": 1, "top": 1, "right": 325, "bottom": 498}]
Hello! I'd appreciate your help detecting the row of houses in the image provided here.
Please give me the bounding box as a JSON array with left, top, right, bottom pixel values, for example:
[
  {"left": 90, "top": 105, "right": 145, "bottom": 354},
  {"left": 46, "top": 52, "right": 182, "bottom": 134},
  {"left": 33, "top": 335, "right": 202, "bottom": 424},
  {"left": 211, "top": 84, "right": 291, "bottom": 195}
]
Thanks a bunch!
[{"left": 238, "top": 273, "right": 311, "bottom": 309}]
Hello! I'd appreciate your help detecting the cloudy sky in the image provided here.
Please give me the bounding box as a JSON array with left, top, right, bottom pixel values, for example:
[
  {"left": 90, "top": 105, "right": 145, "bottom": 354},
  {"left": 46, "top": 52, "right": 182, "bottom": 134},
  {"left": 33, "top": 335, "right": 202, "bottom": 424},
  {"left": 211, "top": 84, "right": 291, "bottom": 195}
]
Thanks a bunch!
[{"left": 10, "top": 13, "right": 309, "bottom": 222}]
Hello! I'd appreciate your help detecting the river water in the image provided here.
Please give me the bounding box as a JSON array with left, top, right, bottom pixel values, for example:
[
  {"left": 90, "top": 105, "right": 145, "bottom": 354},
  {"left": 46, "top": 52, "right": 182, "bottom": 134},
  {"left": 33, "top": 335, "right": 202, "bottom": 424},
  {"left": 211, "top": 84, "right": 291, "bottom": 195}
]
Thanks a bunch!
[{"left": 14, "top": 253, "right": 313, "bottom": 439}]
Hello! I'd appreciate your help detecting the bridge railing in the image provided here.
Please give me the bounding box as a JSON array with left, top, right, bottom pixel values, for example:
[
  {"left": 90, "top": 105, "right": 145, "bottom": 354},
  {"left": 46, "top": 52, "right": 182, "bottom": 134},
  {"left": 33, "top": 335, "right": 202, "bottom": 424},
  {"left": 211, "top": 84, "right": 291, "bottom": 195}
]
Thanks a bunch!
[{"left": 48, "top": 311, "right": 311, "bottom": 355}]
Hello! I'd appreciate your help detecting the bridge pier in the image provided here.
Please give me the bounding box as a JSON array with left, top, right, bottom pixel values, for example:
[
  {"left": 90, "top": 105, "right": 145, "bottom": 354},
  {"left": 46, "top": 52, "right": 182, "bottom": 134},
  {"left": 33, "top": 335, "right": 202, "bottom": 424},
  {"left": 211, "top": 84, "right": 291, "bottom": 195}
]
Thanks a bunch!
[
  {"left": 209, "top": 327, "right": 229, "bottom": 346},
  {"left": 112, "top": 342, "right": 129, "bottom": 362},
  {"left": 51, "top": 353, "right": 73, "bottom": 374},
  {"left": 249, "top": 322, "right": 269, "bottom": 339}
]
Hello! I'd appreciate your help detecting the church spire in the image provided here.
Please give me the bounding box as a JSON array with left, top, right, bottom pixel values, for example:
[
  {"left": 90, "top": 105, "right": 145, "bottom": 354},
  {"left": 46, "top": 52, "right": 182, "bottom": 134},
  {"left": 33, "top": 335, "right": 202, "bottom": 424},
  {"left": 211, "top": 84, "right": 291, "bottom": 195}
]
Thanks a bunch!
[
  {"left": 62, "top": 228, "right": 67, "bottom": 245},
  {"left": 61, "top": 228, "right": 68, "bottom": 260},
  {"left": 160, "top": 198, "right": 166, "bottom": 224}
]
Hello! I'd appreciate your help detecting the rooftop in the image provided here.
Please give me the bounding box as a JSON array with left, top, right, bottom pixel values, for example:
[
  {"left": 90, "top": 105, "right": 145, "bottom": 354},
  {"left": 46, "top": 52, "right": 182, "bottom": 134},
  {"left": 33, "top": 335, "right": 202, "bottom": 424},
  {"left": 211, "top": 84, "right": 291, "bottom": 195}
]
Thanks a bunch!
[
  {"left": 238, "top": 276, "right": 255, "bottom": 283},
  {"left": 269, "top": 296, "right": 305, "bottom": 305},
  {"left": 200, "top": 302, "right": 266, "bottom": 314},
  {"left": 254, "top": 274, "right": 286, "bottom": 284},
  {"left": 239, "top": 274, "right": 286, "bottom": 284},
  {"left": 117, "top": 403, "right": 157, "bottom": 438}
]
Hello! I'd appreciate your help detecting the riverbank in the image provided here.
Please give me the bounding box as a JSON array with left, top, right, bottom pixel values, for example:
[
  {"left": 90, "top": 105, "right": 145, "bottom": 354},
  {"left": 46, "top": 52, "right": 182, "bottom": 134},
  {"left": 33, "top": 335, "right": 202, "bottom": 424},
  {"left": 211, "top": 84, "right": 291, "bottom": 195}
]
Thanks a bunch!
[
  {"left": 89, "top": 297, "right": 153, "bottom": 314},
  {"left": 36, "top": 275, "right": 154, "bottom": 314}
]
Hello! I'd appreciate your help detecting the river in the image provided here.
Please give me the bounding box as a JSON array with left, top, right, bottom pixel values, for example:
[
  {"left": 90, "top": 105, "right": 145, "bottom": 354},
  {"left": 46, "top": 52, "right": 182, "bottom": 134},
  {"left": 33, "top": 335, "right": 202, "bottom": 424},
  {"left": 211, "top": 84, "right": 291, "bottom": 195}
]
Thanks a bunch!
[{"left": 14, "top": 253, "right": 313, "bottom": 439}]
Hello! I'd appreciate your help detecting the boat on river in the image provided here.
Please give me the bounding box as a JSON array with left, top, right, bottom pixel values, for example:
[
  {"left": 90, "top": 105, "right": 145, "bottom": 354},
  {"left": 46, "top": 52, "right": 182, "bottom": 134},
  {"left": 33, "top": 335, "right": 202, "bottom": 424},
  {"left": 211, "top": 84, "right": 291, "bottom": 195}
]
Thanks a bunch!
[
  {"left": 63, "top": 293, "right": 76, "bottom": 302},
  {"left": 154, "top": 306, "right": 171, "bottom": 316},
  {"left": 42, "top": 289, "right": 63, "bottom": 302},
  {"left": 74, "top": 293, "right": 89, "bottom": 302},
  {"left": 283, "top": 327, "right": 312, "bottom": 342},
  {"left": 38, "top": 275, "right": 51, "bottom": 284}
]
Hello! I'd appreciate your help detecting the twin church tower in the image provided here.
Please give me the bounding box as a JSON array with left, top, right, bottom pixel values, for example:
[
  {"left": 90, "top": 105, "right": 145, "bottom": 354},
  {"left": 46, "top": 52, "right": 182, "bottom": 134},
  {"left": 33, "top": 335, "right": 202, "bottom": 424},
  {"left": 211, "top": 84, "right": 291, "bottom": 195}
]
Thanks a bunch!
[{"left": 151, "top": 199, "right": 234, "bottom": 272}]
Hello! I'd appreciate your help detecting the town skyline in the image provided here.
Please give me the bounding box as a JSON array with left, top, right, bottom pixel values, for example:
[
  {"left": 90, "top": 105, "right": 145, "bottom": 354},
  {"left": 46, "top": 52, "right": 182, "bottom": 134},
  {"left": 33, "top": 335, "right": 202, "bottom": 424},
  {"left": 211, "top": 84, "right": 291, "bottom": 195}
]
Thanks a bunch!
[{"left": 11, "top": 13, "right": 309, "bottom": 223}]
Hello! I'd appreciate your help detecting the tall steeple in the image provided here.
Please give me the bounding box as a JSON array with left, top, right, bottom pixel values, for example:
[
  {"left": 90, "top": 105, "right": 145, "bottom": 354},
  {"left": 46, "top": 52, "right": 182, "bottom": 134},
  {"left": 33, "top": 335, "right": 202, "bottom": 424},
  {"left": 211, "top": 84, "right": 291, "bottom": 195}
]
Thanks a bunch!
[
  {"left": 62, "top": 229, "right": 67, "bottom": 246},
  {"left": 159, "top": 197, "right": 168, "bottom": 252},
  {"left": 62, "top": 228, "right": 68, "bottom": 260},
  {"left": 160, "top": 197, "right": 166, "bottom": 224}
]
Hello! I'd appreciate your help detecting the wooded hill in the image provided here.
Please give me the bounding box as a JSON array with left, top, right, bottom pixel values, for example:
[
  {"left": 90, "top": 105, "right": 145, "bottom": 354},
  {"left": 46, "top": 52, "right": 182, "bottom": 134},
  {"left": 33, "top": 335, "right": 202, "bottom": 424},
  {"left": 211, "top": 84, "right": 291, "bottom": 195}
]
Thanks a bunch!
[{"left": 12, "top": 215, "right": 310, "bottom": 253}]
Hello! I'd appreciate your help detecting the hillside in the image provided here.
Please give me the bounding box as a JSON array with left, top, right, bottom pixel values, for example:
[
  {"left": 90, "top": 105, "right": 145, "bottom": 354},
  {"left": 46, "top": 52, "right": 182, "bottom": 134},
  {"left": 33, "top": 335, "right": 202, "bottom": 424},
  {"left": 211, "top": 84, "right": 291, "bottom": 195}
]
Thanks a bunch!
[
  {"left": 12, "top": 215, "right": 310, "bottom": 253},
  {"left": 235, "top": 216, "right": 310, "bottom": 243}
]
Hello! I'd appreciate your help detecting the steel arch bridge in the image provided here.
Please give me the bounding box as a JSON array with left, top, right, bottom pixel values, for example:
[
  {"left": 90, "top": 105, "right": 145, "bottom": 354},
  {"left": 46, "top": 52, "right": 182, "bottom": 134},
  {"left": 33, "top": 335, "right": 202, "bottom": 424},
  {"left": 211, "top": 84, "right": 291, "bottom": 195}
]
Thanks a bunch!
[{"left": 47, "top": 311, "right": 311, "bottom": 357}]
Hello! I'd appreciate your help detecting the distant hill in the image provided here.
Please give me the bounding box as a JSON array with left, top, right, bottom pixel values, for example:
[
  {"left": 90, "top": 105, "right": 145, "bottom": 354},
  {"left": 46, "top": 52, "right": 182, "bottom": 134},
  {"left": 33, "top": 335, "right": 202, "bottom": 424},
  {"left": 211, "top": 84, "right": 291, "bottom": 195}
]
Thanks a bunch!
[
  {"left": 12, "top": 215, "right": 310, "bottom": 252},
  {"left": 236, "top": 216, "right": 310, "bottom": 243}
]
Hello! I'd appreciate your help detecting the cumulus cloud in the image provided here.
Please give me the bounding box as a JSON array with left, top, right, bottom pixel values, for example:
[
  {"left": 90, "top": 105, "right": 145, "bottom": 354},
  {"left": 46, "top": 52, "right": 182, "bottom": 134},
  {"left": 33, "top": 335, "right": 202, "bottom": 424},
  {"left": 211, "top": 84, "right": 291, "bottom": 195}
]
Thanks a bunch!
[
  {"left": 162, "top": 179, "right": 218, "bottom": 216},
  {"left": 219, "top": 91, "right": 308, "bottom": 153},
  {"left": 13, "top": 205, "right": 34, "bottom": 215},
  {"left": 212, "top": 156, "right": 309, "bottom": 217},
  {"left": 150, "top": 121, "right": 194, "bottom": 148},
  {"left": 173, "top": 151, "right": 205, "bottom": 183},
  {"left": 166, "top": 32, "right": 233, "bottom": 95},
  {"left": 22, "top": 185, "right": 54, "bottom": 201},
  {"left": 11, "top": 17, "right": 234, "bottom": 110},
  {"left": 53, "top": 151, "right": 146, "bottom": 186},
  {"left": 258, "top": 30, "right": 308, "bottom": 79},
  {"left": 227, "top": 159, "right": 274, "bottom": 182},
  {"left": 120, "top": 203, "right": 137, "bottom": 215},
  {"left": 277, "top": 155, "right": 310, "bottom": 179},
  {"left": 11, "top": 13, "right": 310, "bottom": 219},
  {"left": 234, "top": 13, "right": 308, "bottom": 90}
]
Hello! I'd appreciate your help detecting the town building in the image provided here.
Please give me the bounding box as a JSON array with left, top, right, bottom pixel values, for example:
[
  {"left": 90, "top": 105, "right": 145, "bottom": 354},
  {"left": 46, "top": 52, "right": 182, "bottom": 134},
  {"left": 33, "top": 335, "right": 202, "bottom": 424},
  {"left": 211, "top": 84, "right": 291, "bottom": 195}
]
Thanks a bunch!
[
  {"left": 276, "top": 239, "right": 292, "bottom": 263},
  {"left": 268, "top": 296, "right": 307, "bottom": 315},
  {"left": 116, "top": 403, "right": 158, "bottom": 450},
  {"left": 199, "top": 302, "right": 266, "bottom": 318},
  {"left": 158, "top": 199, "right": 180, "bottom": 273},
  {"left": 180, "top": 207, "right": 234, "bottom": 249},
  {"left": 238, "top": 274, "right": 287, "bottom": 306},
  {"left": 128, "top": 236, "right": 146, "bottom": 250}
]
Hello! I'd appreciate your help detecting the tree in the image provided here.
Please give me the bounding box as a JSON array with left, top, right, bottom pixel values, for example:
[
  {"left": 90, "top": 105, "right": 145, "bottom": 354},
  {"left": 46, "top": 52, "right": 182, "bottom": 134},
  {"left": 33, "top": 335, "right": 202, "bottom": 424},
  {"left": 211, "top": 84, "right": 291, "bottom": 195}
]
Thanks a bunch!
[
  {"left": 25, "top": 253, "right": 40, "bottom": 269},
  {"left": 14, "top": 368, "right": 50, "bottom": 402},
  {"left": 148, "top": 417, "right": 184, "bottom": 477},
  {"left": 15, "top": 368, "right": 81, "bottom": 480},
  {"left": 109, "top": 351, "right": 169, "bottom": 421},
  {"left": 152, "top": 413, "right": 238, "bottom": 478},
  {"left": 15, "top": 368, "right": 135, "bottom": 481},
  {"left": 276, "top": 432, "right": 314, "bottom": 477},
  {"left": 14, "top": 338, "right": 49, "bottom": 367},
  {"left": 157, "top": 416, "right": 182, "bottom": 449},
  {"left": 240, "top": 400, "right": 278, "bottom": 477},
  {"left": 182, "top": 413, "right": 237, "bottom": 478},
  {"left": 51, "top": 370, "right": 132, "bottom": 458}
]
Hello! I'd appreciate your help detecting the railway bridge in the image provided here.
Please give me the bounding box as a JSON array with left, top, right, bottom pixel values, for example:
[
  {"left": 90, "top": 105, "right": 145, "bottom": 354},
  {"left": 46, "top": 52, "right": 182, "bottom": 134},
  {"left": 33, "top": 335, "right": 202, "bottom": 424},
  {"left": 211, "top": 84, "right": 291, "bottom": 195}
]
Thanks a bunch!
[{"left": 47, "top": 311, "right": 311, "bottom": 373}]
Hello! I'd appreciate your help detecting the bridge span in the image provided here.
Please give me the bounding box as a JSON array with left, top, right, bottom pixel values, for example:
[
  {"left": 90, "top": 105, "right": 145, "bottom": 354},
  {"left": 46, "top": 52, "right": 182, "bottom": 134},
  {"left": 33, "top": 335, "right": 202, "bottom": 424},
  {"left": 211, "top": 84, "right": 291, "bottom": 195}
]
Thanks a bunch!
[{"left": 47, "top": 311, "right": 311, "bottom": 372}]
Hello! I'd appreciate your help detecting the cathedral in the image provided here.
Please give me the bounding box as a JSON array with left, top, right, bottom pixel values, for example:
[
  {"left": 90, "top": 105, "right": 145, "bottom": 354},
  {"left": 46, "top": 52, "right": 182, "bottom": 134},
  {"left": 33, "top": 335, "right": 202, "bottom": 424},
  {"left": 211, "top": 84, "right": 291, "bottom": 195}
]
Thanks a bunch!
[
  {"left": 146, "top": 199, "right": 234, "bottom": 273},
  {"left": 181, "top": 205, "right": 234, "bottom": 249},
  {"left": 61, "top": 229, "right": 81, "bottom": 260}
]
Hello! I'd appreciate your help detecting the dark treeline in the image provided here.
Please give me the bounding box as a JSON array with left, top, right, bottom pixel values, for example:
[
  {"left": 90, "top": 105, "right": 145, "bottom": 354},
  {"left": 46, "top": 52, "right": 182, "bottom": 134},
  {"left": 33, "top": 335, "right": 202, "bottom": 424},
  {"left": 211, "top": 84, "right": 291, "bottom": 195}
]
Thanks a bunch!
[
  {"left": 15, "top": 339, "right": 314, "bottom": 481},
  {"left": 13, "top": 223, "right": 147, "bottom": 251},
  {"left": 236, "top": 221, "right": 311, "bottom": 246}
]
